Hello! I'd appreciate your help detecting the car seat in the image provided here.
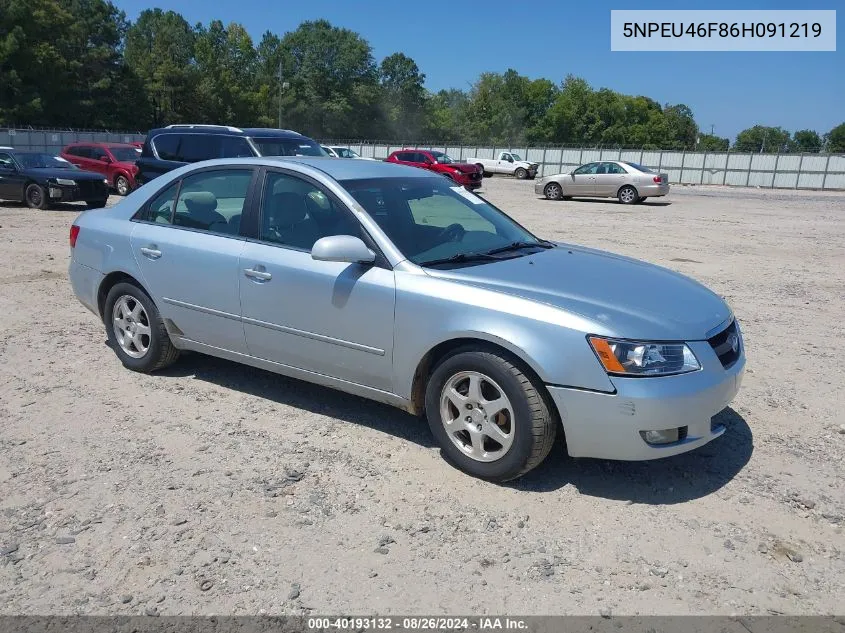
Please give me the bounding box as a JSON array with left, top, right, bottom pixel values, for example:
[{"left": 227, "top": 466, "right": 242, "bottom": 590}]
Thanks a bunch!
[
  {"left": 264, "top": 191, "right": 322, "bottom": 250},
  {"left": 178, "top": 191, "right": 228, "bottom": 232}
]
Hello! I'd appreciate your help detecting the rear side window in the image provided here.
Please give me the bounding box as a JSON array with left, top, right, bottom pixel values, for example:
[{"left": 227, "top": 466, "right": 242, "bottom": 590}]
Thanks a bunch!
[
  {"left": 72, "top": 146, "right": 93, "bottom": 158},
  {"left": 220, "top": 136, "right": 255, "bottom": 158},
  {"left": 178, "top": 135, "right": 221, "bottom": 163},
  {"left": 152, "top": 135, "right": 180, "bottom": 161},
  {"left": 395, "top": 152, "right": 412, "bottom": 162},
  {"left": 172, "top": 169, "right": 253, "bottom": 235},
  {"left": 140, "top": 182, "right": 179, "bottom": 224}
]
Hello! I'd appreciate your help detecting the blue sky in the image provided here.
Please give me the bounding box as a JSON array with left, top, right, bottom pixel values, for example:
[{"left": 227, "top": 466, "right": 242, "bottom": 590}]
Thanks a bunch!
[{"left": 110, "top": 0, "right": 843, "bottom": 140}]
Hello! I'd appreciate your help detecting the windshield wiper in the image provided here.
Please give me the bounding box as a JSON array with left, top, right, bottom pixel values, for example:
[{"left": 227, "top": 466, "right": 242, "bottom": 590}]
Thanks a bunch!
[
  {"left": 418, "top": 251, "right": 502, "bottom": 267},
  {"left": 484, "top": 240, "right": 555, "bottom": 256}
]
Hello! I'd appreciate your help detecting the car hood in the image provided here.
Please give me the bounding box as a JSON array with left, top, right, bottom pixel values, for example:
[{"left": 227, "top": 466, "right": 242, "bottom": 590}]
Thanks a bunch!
[
  {"left": 516, "top": 160, "right": 539, "bottom": 168},
  {"left": 441, "top": 163, "right": 480, "bottom": 173},
  {"left": 28, "top": 168, "right": 105, "bottom": 180},
  {"left": 425, "top": 244, "right": 731, "bottom": 341}
]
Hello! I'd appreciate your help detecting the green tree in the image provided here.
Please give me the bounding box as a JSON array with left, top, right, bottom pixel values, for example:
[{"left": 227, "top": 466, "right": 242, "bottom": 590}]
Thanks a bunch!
[
  {"left": 734, "top": 125, "right": 794, "bottom": 153},
  {"left": 379, "top": 52, "right": 426, "bottom": 139},
  {"left": 125, "top": 8, "right": 198, "bottom": 126},
  {"left": 697, "top": 133, "right": 730, "bottom": 151},
  {"left": 792, "top": 129, "right": 822, "bottom": 152},
  {"left": 827, "top": 122, "right": 845, "bottom": 153},
  {"left": 424, "top": 88, "right": 469, "bottom": 141},
  {"left": 277, "top": 19, "right": 381, "bottom": 138}
]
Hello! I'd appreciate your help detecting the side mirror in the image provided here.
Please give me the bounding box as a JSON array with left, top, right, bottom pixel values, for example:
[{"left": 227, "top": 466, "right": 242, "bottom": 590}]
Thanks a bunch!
[{"left": 311, "top": 235, "right": 375, "bottom": 265}]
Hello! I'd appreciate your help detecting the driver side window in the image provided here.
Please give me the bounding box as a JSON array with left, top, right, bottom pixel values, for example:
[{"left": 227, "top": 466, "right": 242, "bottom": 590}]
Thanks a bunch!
[
  {"left": 0, "top": 153, "right": 14, "bottom": 169},
  {"left": 258, "top": 171, "right": 361, "bottom": 251},
  {"left": 574, "top": 163, "right": 599, "bottom": 175}
]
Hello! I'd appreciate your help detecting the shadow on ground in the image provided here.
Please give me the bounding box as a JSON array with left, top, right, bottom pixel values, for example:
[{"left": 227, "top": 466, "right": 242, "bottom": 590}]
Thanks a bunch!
[
  {"left": 539, "top": 197, "right": 672, "bottom": 207},
  {"left": 154, "top": 350, "right": 751, "bottom": 504}
]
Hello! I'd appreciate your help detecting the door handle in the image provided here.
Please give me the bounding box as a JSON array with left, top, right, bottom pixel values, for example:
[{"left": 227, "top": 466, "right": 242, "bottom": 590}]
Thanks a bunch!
[
  {"left": 244, "top": 267, "right": 272, "bottom": 281},
  {"left": 140, "top": 246, "right": 162, "bottom": 259}
]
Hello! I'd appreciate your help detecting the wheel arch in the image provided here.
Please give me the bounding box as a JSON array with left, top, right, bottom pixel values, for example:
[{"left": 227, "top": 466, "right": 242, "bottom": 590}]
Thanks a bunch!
[
  {"left": 97, "top": 271, "right": 153, "bottom": 319},
  {"left": 617, "top": 183, "right": 639, "bottom": 198},
  {"left": 407, "top": 334, "right": 555, "bottom": 418}
]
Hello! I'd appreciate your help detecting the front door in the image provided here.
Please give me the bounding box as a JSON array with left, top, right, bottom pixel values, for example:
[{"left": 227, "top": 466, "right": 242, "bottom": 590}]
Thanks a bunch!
[
  {"left": 565, "top": 162, "right": 599, "bottom": 196},
  {"left": 238, "top": 169, "right": 396, "bottom": 391},
  {"left": 129, "top": 167, "right": 256, "bottom": 353},
  {"left": 0, "top": 152, "right": 25, "bottom": 200}
]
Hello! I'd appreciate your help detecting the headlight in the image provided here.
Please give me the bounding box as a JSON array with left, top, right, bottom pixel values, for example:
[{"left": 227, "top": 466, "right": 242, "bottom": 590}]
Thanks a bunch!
[
  {"left": 103, "top": 178, "right": 109, "bottom": 184},
  {"left": 588, "top": 336, "right": 700, "bottom": 376},
  {"left": 55, "top": 178, "right": 76, "bottom": 186}
]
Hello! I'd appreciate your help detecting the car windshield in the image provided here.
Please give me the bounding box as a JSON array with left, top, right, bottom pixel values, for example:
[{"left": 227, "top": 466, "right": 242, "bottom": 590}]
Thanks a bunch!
[
  {"left": 510, "top": 153, "right": 523, "bottom": 161},
  {"left": 339, "top": 176, "right": 544, "bottom": 266},
  {"left": 430, "top": 151, "right": 454, "bottom": 164},
  {"left": 109, "top": 147, "right": 141, "bottom": 162},
  {"left": 251, "top": 137, "right": 326, "bottom": 157},
  {"left": 337, "top": 148, "right": 359, "bottom": 158},
  {"left": 15, "top": 153, "right": 75, "bottom": 169},
  {"left": 623, "top": 161, "right": 654, "bottom": 174}
]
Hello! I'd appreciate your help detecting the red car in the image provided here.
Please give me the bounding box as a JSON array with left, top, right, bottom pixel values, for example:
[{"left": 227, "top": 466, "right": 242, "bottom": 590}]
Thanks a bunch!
[
  {"left": 385, "top": 149, "right": 482, "bottom": 190},
  {"left": 60, "top": 142, "right": 141, "bottom": 196}
]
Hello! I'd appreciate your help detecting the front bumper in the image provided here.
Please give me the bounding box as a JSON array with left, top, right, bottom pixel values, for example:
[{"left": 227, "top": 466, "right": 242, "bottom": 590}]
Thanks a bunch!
[
  {"left": 48, "top": 181, "right": 109, "bottom": 202},
  {"left": 547, "top": 340, "right": 745, "bottom": 460},
  {"left": 534, "top": 180, "right": 547, "bottom": 195}
]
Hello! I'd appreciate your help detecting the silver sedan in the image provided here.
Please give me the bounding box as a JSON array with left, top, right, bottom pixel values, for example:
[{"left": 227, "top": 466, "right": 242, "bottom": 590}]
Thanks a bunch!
[
  {"left": 69, "top": 157, "right": 743, "bottom": 481},
  {"left": 536, "top": 160, "right": 670, "bottom": 204}
]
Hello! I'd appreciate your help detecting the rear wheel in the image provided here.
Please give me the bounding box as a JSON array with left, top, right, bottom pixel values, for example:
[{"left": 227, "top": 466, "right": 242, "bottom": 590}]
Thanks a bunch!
[
  {"left": 544, "top": 182, "right": 563, "bottom": 200},
  {"left": 618, "top": 185, "right": 639, "bottom": 205},
  {"left": 25, "top": 183, "right": 49, "bottom": 209},
  {"left": 514, "top": 167, "right": 528, "bottom": 180},
  {"left": 115, "top": 175, "right": 130, "bottom": 196},
  {"left": 104, "top": 281, "right": 179, "bottom": 373},
  {"left": 425, "top": 348, "right": 557, "bottom": 482}
]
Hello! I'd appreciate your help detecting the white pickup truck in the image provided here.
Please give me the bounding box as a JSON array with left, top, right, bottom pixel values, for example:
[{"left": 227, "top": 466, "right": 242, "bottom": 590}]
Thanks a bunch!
[{"left": 467, "top": 151, "right": 539, "bottom": 179}]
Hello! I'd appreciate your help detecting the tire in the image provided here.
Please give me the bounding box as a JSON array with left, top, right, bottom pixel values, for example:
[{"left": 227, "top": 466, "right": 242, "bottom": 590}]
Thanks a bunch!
[
  {"left": 543, "top": 182, "right": 563, "bottom": 201},
  {"left": 104, "top": 281, "right": 180, "bottom": 373},
  {"left": 115, "top": 175, "right": 130, "bottom": 196},
  {"left": 514, "top": 167, "right": 528, "bottom": 180},
  {"left": 475, "top": 164, "right": 486, "bottom": 177},
  {"left": 425, "top": 348, "right": 557, "bottom": 482},
  {"left": 618, "top": 185, "right": 639, "bottom": 205},
  {"left": 25, "top": 183, "right": 49, "bottom": 210},
  {"left": 86, "top": 199, "right": 108, "bottom": 209}
]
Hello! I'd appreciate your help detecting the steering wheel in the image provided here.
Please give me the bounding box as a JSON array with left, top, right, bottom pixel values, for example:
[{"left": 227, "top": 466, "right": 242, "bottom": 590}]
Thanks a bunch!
[{"left": 437, "top": 223, "right": 466, "bottom": 243}]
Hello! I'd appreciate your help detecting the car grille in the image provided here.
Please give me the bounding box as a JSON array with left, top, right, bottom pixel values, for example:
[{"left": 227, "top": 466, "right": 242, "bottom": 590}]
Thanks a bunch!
[{"left": 708, "top": 320, "right": 741, "bottom": 369}]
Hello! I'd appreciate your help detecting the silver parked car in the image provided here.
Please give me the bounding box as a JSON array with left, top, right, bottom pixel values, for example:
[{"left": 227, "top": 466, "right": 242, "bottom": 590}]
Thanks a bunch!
[
  {"left": 536, "top": 160, "right": 670, "bottom": 204},
  {"left": 69, "top": 157, "right": 744, "bottom": 481}
]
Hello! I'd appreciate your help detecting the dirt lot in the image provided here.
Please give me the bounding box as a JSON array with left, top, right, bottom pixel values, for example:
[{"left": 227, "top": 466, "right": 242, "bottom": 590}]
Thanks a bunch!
[{"left": 1, "top": 178, "right": 844, "bottom": 616}]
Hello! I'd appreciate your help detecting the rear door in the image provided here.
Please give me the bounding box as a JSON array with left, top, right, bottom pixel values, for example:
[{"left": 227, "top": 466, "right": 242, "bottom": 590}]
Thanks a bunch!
[
  {"left": 238, "top": 168, "right": 396, "bottom": 390},
  {"left": 594, "top": 162, "right": 627, "bottom": 196},
  {"left": 129, "top": 167, "right": 257, "bottom": 353},
  {"left": 88, "top": 146, "right": 113, "bottom": 179}
]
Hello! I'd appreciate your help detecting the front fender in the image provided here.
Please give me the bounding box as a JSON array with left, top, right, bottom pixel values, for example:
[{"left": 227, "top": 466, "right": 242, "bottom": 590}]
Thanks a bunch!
[{"left": 392, "top": 270, "right": 615, "bottom": 400}]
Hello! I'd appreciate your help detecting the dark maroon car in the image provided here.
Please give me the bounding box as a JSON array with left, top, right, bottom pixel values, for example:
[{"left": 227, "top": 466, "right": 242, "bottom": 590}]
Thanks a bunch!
[
  {"left": 60, "top": 142, "right": 141, "bottom": 196},
  {"left": 385, "top": 149, "right": 482, "bottom": 190}
]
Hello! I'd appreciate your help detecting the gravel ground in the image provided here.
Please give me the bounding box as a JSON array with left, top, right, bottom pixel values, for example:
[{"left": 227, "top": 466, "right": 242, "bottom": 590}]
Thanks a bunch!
[{"left": 1, "top": 178, "right": 844, "bottom": 616}]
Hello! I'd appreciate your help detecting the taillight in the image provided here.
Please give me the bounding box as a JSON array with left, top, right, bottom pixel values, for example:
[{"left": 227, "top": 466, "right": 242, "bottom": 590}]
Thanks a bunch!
[
  {"left": 653, "top": 176, "right": 662, "bottom": 183},
  {"left": 69, "top": 225, "right": 80, "bottom": 248}
]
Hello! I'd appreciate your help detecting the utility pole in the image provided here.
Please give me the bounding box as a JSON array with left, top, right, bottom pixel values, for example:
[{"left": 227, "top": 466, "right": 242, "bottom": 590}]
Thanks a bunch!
[
  {"left": 277, "top": 62, "right": 289, "bottom": 129},
  {"left": 710, "top": 124, "right": 714, "bottom": 136}
]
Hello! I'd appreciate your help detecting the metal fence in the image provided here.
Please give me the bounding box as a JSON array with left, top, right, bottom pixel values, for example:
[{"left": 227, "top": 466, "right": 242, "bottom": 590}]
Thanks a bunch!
[
  {"left": 324, "top": 141, "right": 845, "bottom": 190},
  {"left": 3, "top": 127, "right": 844, "bottom": 190}
]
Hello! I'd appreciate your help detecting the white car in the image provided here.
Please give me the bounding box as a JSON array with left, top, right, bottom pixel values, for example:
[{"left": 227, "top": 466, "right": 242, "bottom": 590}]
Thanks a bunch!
[
  {"left": 467, "top": 151, "right": 539, "bottom": 179},
  {"left": 322, "top": 146, "right": 376, "bottom": 160}
]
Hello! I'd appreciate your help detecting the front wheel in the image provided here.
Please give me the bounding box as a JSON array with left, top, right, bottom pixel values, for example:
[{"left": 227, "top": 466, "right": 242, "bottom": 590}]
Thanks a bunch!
[
  {"left": 514, "top": 167, "right": 528, "bottom": 180},
  {"left": 25, "top": 183, "right": 49, "bottom": 209},
  {"left": 425, "top": 348, "right": 557, "bottom": 482},
  {"left": 104, "top": 281, "right": 180, "bottom": 373},
  {"left": 544, "top": 182, "right": 563, "bottom": 200},
  {"left": 618, "top": 185, "right": 639, "bottom": 205}
]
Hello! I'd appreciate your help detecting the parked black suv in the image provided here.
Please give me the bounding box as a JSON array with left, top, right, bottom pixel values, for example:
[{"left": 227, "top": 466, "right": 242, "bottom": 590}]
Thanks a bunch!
[{"left": 135, "top": 124, "right": 326, "bottom": 185}]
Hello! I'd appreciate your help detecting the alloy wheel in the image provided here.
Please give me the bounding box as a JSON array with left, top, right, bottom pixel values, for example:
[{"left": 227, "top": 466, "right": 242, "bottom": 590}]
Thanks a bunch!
[
  {"left": 439, "top": 371, "right": 515, "bottom": 462},
  {"left": 112, "top": 295, "right": 152, "bottom": 358}
]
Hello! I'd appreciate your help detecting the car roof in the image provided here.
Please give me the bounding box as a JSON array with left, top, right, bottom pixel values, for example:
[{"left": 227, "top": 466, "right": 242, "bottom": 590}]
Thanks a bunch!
[
  {"left": 180, "top": 156, "right": 433, "bottom": 180},
  {"left": 146, "top": 127, "right": 310, "bottom": 139},
  {"left": 65, "top": 142, "right": 137, "bottom": 148}
]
